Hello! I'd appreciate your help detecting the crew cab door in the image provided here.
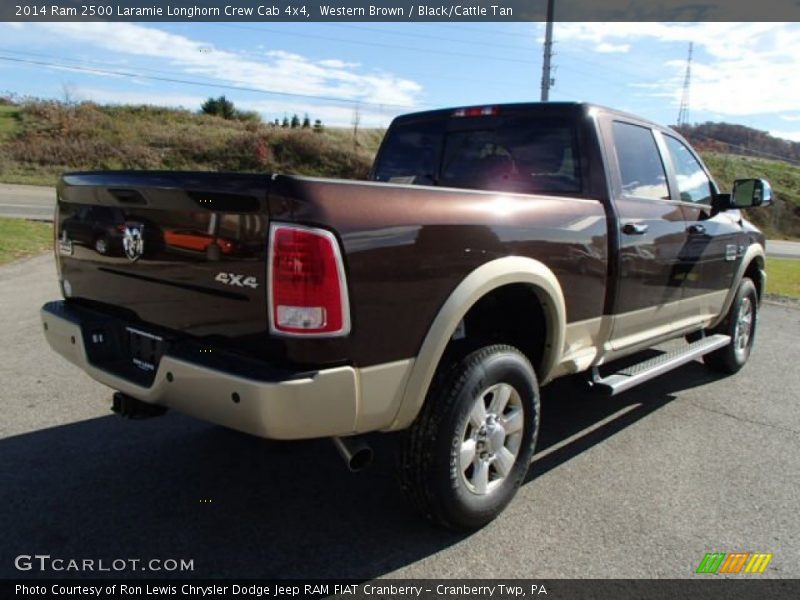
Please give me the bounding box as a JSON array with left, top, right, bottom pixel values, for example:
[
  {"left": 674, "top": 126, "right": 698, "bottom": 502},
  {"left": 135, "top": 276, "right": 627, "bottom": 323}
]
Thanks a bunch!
[
  {"left": 659, "top": 133, "right": 742, "bottom": 322},
  {"left": 603, "top": 119, "right": 692, "bottom": 350}
]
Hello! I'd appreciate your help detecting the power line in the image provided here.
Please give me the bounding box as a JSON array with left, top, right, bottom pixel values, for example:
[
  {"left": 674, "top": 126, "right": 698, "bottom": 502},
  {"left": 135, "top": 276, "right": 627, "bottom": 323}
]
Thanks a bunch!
[
  {"left": 686, "top": 130, "right": 799, "bottom": 165},
  {"left": 327, "top": 23, "right": 533, "bottom": 51},
  {"left": 207, "top": 23, "right": 540, "bottom": 65},
  {"left": 0, "top": 54, "right": 421, "bottom": 110},
  {"left": 0, "top": 46, "right": 536, "bottom": 99}
]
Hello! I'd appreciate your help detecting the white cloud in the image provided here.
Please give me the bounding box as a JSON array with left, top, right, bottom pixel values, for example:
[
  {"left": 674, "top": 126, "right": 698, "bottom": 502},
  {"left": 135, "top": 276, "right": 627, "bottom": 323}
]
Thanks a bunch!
[
  {"left": 780, "top": 115, "right": 800, "bottom": 122},
  {"left": 557, "top": 22, "right": 800, "bottom": 118},
  {"left": 595, "top": 42, "right": 630, "bottom": 54},
  {"left": 25, "top": 22, "right": 422, "bottom": 109},
  {"left": 768, "top": 130, "right": 800, "bottom": 142}
]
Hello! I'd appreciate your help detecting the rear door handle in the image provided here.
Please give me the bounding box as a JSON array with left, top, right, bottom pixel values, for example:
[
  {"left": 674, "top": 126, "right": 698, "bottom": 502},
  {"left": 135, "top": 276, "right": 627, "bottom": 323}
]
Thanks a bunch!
[
  {"left": 622, "top": 222, "right": 648, "bottom": 235},
  {"left": 687, "top": 224, "right": 706, "bottom": 235}
]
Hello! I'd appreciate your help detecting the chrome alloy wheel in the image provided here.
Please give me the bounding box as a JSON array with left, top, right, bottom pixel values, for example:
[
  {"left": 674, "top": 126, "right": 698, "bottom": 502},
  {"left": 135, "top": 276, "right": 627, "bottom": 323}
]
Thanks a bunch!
[
  {"left": 459, "top": 383, "right": 525, "bottom": 495},
  {"left": 734, "top": 296, "right": 754, "bottom": 360}
]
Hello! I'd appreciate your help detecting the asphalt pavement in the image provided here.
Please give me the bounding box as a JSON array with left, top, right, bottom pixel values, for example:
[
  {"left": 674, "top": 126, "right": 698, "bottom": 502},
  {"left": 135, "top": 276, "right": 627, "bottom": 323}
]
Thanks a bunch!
[
  {"left": 0, "top": 254, "right": 798, "bottom": 579},
  {"left": 0, "top": 183, "right": 55, "bottom": 220}
]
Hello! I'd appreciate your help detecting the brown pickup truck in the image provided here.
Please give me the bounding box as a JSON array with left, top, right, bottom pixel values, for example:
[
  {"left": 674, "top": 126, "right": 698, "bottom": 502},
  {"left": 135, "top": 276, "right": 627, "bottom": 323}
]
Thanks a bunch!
[{"left": 41, "top": 102, "right": 771, "bottom": 529}]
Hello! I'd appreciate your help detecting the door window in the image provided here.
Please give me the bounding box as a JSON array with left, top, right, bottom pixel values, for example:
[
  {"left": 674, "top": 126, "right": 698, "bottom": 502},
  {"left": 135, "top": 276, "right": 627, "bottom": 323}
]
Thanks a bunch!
[
  {"left": 612, "top": 121, "right": 670, "bottom": 200},
  {"left": 664, "top": 135, "right": 713, "bottom": 204}
]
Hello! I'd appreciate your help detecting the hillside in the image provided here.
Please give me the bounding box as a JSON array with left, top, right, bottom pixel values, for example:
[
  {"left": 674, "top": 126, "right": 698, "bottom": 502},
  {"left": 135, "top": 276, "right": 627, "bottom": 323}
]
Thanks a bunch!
[
  {"left": 677, "top": 122, "right": 800, "bottom": 165},
  {"left": 0, "top": 99, "right": 382, "bottom": 184},
  {"left": 1, "top": 99, "right": 798, "bottom": 239}
]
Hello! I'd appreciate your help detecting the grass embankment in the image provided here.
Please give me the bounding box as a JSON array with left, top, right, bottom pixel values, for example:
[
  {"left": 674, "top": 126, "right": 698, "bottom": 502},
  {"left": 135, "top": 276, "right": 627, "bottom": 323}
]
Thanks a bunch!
[
  {"left": 1, "top": 100, "right": 799, "bottom": 238},
  {"left": 0, "top": 218, "right": 51, "bottom": 265},
  {"left": 0, "top": 100, "right": 383, "bottom": 186},
  {"left": 701, "top": 152, "right": 800, "bottom": 240},
  {"left": 765, "top": 258, "right": 800, "bottom": 299}
]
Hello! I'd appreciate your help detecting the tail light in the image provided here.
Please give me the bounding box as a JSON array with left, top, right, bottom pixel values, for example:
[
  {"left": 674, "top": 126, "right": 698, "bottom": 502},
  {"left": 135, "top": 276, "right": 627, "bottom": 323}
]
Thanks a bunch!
[
  {"left": 453, "top": 105, "right": 498, "bottom": 117},
  {"left": 268, "top": 223, "right": 351, "bottom": 337}
]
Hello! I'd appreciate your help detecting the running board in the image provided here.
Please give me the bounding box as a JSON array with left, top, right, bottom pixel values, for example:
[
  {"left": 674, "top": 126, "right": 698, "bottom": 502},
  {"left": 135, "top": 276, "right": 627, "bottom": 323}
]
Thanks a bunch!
[{"left": 591, "top": 334, "right": 731, "bottom": 396}]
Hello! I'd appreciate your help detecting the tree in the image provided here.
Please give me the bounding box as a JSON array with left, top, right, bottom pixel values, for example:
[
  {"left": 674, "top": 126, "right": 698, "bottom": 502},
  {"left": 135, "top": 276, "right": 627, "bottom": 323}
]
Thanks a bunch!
[
  {"left": 201, "top": 95, "right": 236, "bottom": 119},
  {"left": 281, "top": 116, "right": 289, "bottom": 128},
  {"left": 313, "top": 119, "right": 324, "bottom": 133},
  {"left": 302, "top": 114, "right": 311, "bottom": 128},
  {"left": 290, "top": 114, "right": 301, "bottom": 129}
]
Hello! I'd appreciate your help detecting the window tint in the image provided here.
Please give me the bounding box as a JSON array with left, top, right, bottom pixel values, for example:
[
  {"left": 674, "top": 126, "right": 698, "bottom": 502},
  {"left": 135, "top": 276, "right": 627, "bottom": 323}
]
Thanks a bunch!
[
  {"left": 664, "top": 135, "right": 713, "bottom": 204},
  {"left": 612, "top": 121, "right": 669, "bottom": 200},
  {"left": 440, "top": 118, "right": 580, "bottom": 194},
  {"left": 372, "top": 122, "right": 443, "bottom": 185},
  {"left": 372, "top": 116, "right": 581, "bottom": 194}
]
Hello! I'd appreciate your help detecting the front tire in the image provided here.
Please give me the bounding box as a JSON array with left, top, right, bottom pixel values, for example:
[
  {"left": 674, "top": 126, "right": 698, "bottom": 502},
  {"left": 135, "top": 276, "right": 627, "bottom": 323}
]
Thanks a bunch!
[
  {"left": 703, "top": 277, "right": 759, "bottom": 374},
  {"left": 398, "top": 345, "right": 540, "bottom": 530}
]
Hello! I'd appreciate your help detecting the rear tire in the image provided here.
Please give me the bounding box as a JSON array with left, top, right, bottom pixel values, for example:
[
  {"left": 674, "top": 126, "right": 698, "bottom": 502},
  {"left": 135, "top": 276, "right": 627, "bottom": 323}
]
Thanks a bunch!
[
  {"left": 702, "top": 277, "right": 759, "bottom": 374},
  {"left": 398, "top": 344, "right": 539, "bottom": 530},
  {"left": 94, "top": 236, "right": 109, "bottom": 255}
]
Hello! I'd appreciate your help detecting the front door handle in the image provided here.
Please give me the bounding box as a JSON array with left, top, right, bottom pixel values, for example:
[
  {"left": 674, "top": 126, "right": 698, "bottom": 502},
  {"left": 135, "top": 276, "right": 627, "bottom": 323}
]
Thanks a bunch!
[
  {"left": 687, "top": 224, "right": 706, "bottom": 235},
  {"left": 622, "top": 222, "right": 648, "bottom": 235}
]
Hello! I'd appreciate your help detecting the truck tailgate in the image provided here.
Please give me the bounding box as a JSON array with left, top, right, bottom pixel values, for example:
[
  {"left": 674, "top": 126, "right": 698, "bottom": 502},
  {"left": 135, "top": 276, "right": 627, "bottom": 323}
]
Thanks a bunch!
[{"left": 56, "top": 172, "right": 270, "bottom": 347}]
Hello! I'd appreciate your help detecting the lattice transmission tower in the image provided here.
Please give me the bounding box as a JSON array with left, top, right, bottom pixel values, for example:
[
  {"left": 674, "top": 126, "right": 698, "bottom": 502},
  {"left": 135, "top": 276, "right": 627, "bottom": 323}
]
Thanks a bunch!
[{"left": 677, "top": 42, "right": 694, "bottom": 127}]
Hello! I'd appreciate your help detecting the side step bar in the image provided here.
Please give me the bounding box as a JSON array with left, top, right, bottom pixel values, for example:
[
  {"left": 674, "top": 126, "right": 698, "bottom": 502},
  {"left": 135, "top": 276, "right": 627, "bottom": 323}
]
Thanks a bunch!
[{"left": 591, "top": 334, "right": 731, "bottom": 396}]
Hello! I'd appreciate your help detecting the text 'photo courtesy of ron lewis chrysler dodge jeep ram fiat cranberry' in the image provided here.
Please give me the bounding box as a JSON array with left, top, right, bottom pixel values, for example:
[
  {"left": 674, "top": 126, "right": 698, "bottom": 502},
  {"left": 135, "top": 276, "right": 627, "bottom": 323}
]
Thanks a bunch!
[{"left": 41, "top": 102, "right": 772, "bottom": 530}]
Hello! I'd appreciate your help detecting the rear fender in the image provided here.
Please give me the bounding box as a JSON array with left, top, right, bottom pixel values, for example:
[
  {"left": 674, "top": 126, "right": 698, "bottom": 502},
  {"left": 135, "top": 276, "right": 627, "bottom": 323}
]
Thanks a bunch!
[{"left": 388, "top": 256, "right": 566, "bottom": 430}]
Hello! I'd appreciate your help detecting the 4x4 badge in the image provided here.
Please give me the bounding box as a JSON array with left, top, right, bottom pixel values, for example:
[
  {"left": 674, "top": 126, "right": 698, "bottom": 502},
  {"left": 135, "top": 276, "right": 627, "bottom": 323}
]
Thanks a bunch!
[{"left": 123, "top": 224, "right": 144, "bottom": 262}]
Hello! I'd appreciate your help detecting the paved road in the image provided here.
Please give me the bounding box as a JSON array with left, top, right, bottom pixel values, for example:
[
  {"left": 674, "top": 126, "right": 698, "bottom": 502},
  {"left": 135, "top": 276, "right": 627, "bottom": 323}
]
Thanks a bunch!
[
  {"left": 767, "top": 239, "right": 800, "bottom": 259},
  {"left": 0, "top": 183, "right": 54, "bottom": 220},
  {"left": 1, "top": 183, "right": 798, "bottom": 259},
  {"left": 0, "top": 254, "right": 798, "bottom": 579}
]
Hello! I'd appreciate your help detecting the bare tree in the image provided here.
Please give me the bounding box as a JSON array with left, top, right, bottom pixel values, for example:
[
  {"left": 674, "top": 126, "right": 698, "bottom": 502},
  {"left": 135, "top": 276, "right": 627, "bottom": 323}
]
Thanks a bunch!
[
  {"left": 351, "top": 104, "right": 361, "bottom": 147},
  {"left": 62, "top": 82, "right": 77, "bottom": 106}
]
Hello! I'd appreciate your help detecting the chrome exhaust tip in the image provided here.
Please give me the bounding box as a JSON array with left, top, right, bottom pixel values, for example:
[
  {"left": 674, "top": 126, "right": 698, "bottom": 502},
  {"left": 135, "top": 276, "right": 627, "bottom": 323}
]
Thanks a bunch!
[{"left": 332, "top": 436, "right": 374, "bottom": 472}]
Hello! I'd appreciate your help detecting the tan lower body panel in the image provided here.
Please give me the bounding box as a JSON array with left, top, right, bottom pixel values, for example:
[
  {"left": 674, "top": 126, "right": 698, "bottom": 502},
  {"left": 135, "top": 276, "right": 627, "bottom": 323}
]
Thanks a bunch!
[
  {"left": 41, "top": 306, "right": 413, "bottom": 440},
  {"left": 553, "top": 290, "right": 728, "bottom": 376}
]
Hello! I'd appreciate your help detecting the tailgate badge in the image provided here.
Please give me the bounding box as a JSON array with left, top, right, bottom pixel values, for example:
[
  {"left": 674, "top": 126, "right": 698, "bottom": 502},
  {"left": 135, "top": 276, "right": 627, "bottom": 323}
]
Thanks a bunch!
[{"left": 123, "top": 224, "right": 144, "bottom": 262}]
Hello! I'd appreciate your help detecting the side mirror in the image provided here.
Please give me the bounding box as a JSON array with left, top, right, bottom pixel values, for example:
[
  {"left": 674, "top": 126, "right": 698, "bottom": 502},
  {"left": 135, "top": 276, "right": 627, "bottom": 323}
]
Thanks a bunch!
[{"left": 732, "top": 178, "right": 773, "bottom": 208}]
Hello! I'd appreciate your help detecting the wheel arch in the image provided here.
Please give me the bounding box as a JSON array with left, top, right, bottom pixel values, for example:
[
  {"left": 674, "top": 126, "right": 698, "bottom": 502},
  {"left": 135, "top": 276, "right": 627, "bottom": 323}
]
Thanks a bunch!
[
  {"left": 388, "top": 256, "right": 566, "bottom": 431},
  {"left": 709, "top": 243, "right": 766, "bottom": 330}
]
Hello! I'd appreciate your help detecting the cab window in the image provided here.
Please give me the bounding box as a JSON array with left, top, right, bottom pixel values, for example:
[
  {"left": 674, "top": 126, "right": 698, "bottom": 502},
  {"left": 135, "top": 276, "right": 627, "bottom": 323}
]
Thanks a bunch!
[
  {"left": 663, "top": 135, "right": 714, "bottom": 205},
  {"left": 612, "top": 121, "right": 670, "bottom": 200}
]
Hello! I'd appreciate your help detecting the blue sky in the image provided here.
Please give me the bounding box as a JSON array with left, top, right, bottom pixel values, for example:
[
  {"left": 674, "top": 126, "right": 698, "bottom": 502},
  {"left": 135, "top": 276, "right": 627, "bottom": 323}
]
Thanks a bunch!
[{"left": 1, "top": 21, "right": 799, "bottom": 140}]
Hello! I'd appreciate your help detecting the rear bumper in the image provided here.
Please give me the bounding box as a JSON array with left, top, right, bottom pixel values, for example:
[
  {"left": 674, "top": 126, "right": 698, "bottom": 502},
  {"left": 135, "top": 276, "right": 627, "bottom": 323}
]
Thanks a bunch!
[{"left": 40, "top": 301, "right": 410, "bottom": 440}]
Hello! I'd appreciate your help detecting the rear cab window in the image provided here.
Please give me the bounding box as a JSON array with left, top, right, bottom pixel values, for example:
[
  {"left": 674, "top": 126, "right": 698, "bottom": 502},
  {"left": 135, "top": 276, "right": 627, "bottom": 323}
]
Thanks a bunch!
[
  {"left": 611, "top": 121, "right": 670, "bottom": 200},
  {"left": 372, "top": 111, "right": 582, "bottom": 195}
]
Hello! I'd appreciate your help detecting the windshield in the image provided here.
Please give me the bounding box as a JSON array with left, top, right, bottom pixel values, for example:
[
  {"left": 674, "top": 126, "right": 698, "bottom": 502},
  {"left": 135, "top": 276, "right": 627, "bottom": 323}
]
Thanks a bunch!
[{"left": 373, "top": 116, "right": 581, "bottom": 194}]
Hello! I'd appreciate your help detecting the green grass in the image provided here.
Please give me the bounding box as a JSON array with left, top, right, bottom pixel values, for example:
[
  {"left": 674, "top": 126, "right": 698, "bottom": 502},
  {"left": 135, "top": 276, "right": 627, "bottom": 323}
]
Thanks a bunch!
[
  {"left": 700, "top": 152, "right": 800, "bottom": 240},
  {"left": 0, "top": 218, "right": 52, "bottom": 265},
  {"left": 0, "top": 105, "right": 21, "bottom": 141},
  {"left": 0, "top": 101, "right": 379, "bottom": 187},
  {"left": 1, "top": 99, "right": 799, "bottom": 238},
  {"left": 765, "top": 258, "right": 800, "bottom": 299}
]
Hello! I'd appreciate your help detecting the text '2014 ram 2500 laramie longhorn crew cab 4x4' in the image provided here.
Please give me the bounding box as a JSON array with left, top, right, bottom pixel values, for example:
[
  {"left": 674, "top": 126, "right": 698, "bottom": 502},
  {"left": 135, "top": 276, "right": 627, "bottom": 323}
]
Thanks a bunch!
[{"left": 42, "top": 103, "right": 772, "bottom": 529}]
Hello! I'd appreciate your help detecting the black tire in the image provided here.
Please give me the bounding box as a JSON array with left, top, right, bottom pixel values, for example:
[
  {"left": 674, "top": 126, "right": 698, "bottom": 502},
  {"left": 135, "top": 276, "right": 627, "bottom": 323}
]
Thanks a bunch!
[
  {"left": 94, "top": 235, "right": 109, "bottom": 255},
  {"left": 398, "top": 344, "right": 540, "bottom": 530},
  {"left": 702, "top": 277, "right": 759, "bottom": 374}
]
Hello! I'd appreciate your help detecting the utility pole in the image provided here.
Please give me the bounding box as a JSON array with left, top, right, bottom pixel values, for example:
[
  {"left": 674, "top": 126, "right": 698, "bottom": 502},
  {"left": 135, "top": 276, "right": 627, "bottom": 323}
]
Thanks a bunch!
[
  {"left": 540, "top": 0, "right": 555, "bottom": 102},
  {"left": 677, "top": 42, "right": 693, "bottom": 127}
]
